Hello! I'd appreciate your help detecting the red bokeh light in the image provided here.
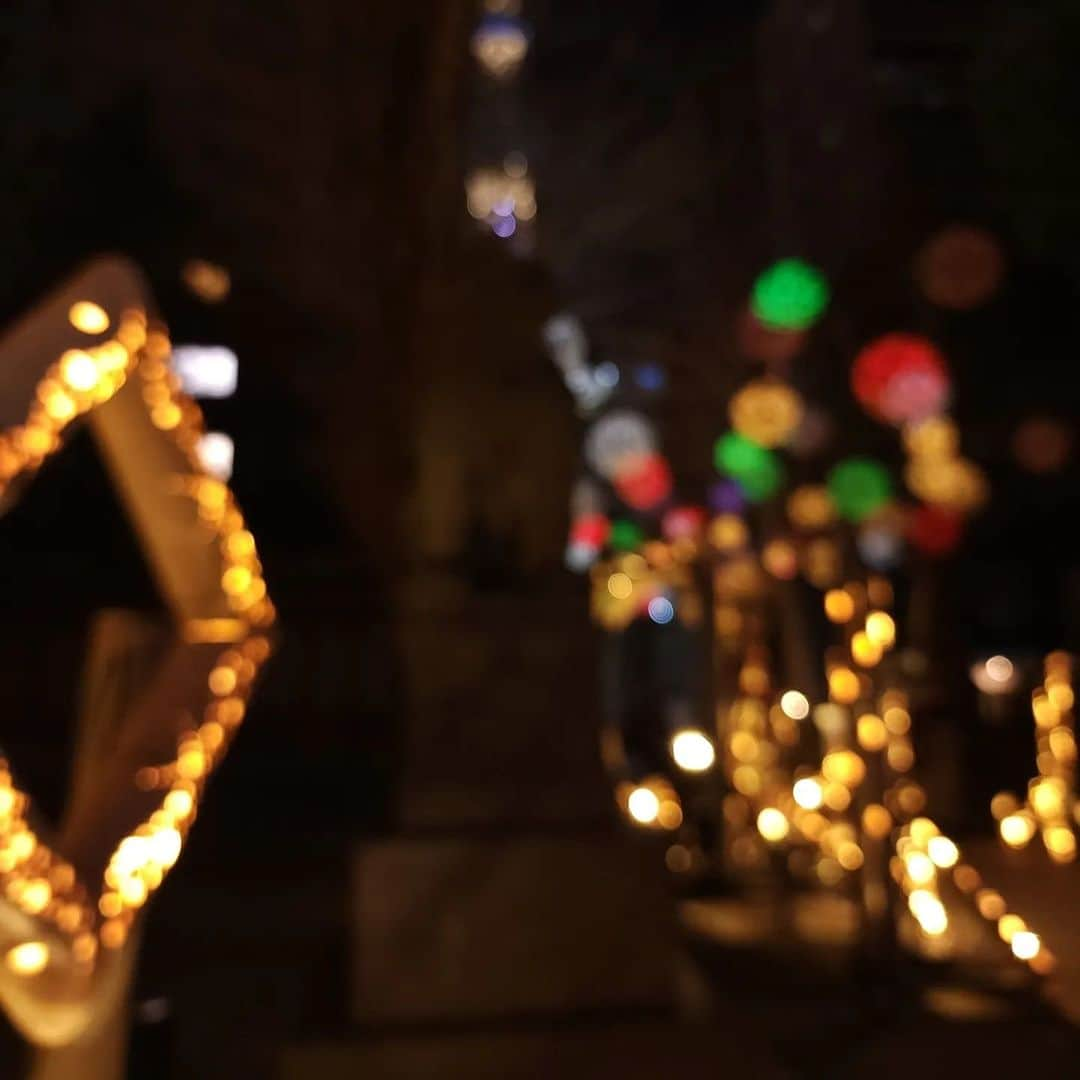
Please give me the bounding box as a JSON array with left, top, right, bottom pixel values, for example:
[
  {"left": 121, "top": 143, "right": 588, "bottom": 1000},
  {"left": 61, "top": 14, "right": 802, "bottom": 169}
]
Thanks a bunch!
[
  {"left": 614, "top": 453, "right": 674, "bottom": 511},
  {"left": 852, "top": 334, "right": 950, "bottom": 425},
  {"left": 662, "top": 505, "right": 706, "bottom": 541},
  {"left": 569, "top": 512, "right": 611, "bottom": 548},
  {"left": 907, "top": 503, "right": 963, "bottom": 556}
]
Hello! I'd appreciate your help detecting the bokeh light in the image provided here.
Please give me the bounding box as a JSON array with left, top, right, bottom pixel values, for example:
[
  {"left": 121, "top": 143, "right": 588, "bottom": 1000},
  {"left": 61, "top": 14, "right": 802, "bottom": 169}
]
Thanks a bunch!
[
  {"left": 915, "top": 225, "right": 1004, "bottom": 311},
  {"left": 827, "top": 458, "right": 892, "bottom": 522},
  {"left": 713, "top": 432, "right": 784, "bottom": 502},
  {"left": 729, "top": 379, "right": 803, "bottom": 447},
  {"left": 852, "top": 334, "right": 949, "bottom": 425},
  {"left": 671, "top": 730, "right": 716, "bottom": 772},
  {"left": 750, "top": 259, "right": 830, "bottom": 331}
]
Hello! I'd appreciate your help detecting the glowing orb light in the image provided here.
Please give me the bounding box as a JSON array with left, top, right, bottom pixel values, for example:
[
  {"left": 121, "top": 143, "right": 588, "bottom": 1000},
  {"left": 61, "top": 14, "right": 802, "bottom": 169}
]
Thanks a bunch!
[
  {"left": 757, "top": 807, "right": 790, "bottom": 843},
  {"left": 648, "top": 596, "right": 676, "bottom": 625},
  {"left": 787, "top": 485, "right": 834, "bottom": 529},
  {"left": 851, "top": 334, "right": 949, "bottom": 425},
  {"left": 827, "top": 458, "right": 892, "bottom": 522},
  {"left": 594, "top": 362, "right": 619, "bottom": 389},
  {"left": 5, "top": 942, "right": 49, "bottom": 976},
  {"left": 713, "top": 432, "right": 784, "bottom": 503},
  {"left": 68, "top": 301, "right": 110, "bottom": 335},
  {"left": 903, "top": 416, "right": 959, "bottom": 459},
  {"left": 662, "top": 505, "right": 705, "bottom": 541},
  {"left": 565, "top": 542, "right": 598, "bottom": 572},
  {"left": 633, "top": 363, "right": 667, "bottom": 392},
  {"left": 970, "top": 654, "right": 1017, "bottom": 695},
  {"left": 569, "top": 513, "right": 610, "bottom": 548},
  {"left": 609, "top": 519, "right": 644, "bottom": 552},
  {"left": 614, "top": 453, "right": 673, "bottom": 511},
  {"left": 762, "top": 538, "right": 798, "bottom": 580},
  {"left": 627, "top": 786, "right": 660, "bottom": 824},
  {"left": 707, "top": 478, "right": 746, "bottom": 515},
  {"left": 858, "top": 524, "right": 903, "bottom": 570},
  {"left": 751, "top": 259, "right": 830, "bottom": 331},
  {"left": 584, "top": 410, "right": 657, "bottom": 479},
  {"left": 172, "top": 345, "right": 239, "bottom": 399},
  {"left": 671, "top": 730, "right": 716, "bottom": 773},
  {"left": 729, "top": 379, "right": 803, "bottom": 448},
  {"left": 905, "top": 457, "right": 988, "bottom": 512},
  {"left": 915, "top": 225, "right": 1004, "bottom": 311},
  {"left": 196, "top": 432, "right": 234, "bottom": 481},
  {"left": 907, "top": 504, "right": 963, "bottom": 556},
  {"left": 181, "top": 259, "right": 231, "bottom": 303},
  {"left": 470, "top": 13, "right": 530, "bottom": 78}
]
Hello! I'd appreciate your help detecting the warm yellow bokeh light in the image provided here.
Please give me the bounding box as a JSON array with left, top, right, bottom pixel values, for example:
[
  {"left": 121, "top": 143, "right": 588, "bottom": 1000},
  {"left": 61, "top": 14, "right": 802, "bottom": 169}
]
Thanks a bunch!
[
  {"left": 729, "top": 379, "right": 803, "bottom": 447},
  {"left": 824, "top": 589, "right": 855, "bottom": 624},
  {"left": 910, "top": 891, "right": 948, "bottom": 936},
  {"left": 828, "top": 667, "right": 861, "bottom": 705},
  {"left": 709, "top": 514, "right": 748, "bottom": 551},
  {"left": 1011, "top": 930, "right": 1041, "bottom": 961},
  {"left": 69, "top": 300, "right": 110, "bottom": 334},
  {"left": 793, "top": 776, "right": 824, "bottom": 810},
  {"left": 903, "top": 415, "right": 958, "bottom": 459},
  {"left": 757, "top": 807, "right": 790, "bottom": 843},
  {"left": 671, "top": 729, "right": 715, "bottom": 773},
  {"left": 997, "top": 913, "right": 1026, "bottom": 944},
  {"left": 927, "top": 835, "right": 959, "bottom": 869},
  {"left": 1000, "top": 813, "right": 1036, "bottom": 849},
  {"left": 856, "top": 713, "right": 888, "bottom": 752},
  {"left": 905, "top": 851, "right": 936, "bottom": 886},
  {"left": 627, "top": 786, "right": 660, "bottom": 824},
  {"left": 975, "top": 889, "right": 1006, "bottom": 921},
  {"left": 1044, "top": 826, "right": 1076, "bottom": 863},
  {"left": 607, "top": 572, "right": 633, "bottom": 600},
  {"left": 60, "top": 349, "right": 100, "bottom": 392},
  {"left": 823, "top": 750, "right": 866, "bottom": 788},
  {"left": 862, "top": 804, "right": 893, "bottom": 839},
  {"left": 780, "top": 690, "right": 810, "bottom": 721},
  {"left": 864, "top": 611, "right": 896, "bottom": 649},
  {"left": 787, "top": 485, "right": 835, "bottom": 529},
  {"left": 5, "top": 942, "right": 49, "bottom": 977},
  {"left": 851, "top": 630, "right": 883, "bottom": 668}
]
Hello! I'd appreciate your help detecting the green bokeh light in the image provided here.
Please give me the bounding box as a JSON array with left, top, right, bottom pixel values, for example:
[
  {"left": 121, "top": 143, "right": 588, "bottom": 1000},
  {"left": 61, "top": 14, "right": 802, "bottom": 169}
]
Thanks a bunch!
[
  {"left": 713, "top": 432, "right": 784, "bottom": 503},
  {"left": 610, "top": 519, "right": 644, "bottom": 552},
  {"left": 751, "top": 259, "right": 830, "bottom": 331},
  {"left": 827, "top": 457, "right": 892, "bottom": 522}
]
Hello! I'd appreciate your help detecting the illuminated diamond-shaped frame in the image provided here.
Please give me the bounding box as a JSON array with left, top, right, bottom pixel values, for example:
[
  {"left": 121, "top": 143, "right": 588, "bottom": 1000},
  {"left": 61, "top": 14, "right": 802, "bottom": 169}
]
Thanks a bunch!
[{"left": 0, "top": 256, "right": 274, "bottom": 1046}]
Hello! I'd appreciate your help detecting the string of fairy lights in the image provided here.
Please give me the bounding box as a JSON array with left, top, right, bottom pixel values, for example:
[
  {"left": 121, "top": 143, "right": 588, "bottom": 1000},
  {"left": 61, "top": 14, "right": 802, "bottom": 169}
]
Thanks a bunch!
[
  {"left": 0, "top": 296, "right": 274, "bottom": 982},
  {"left": 462, "top": 3, "right": 1072, "bottom": 987}
]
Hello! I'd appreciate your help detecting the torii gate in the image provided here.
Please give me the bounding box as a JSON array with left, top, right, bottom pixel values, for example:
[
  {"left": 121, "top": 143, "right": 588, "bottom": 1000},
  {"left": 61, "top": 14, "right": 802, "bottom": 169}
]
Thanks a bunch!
[{"left": 0, "top": 256, "right": 274, "bottom": 1079}]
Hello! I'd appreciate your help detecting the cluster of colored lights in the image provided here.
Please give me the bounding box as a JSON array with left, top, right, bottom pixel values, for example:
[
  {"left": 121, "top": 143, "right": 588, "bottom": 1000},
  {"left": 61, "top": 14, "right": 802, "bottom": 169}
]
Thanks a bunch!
[
  {"left": 993, "top": 652, "right": 1077, "bottom": 864},
  {"left": 0, "top": 307, "right": 274, "bottom": 983},
  {"left": 559, "top": 235, "right": 1060, "bottom": 982}
]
